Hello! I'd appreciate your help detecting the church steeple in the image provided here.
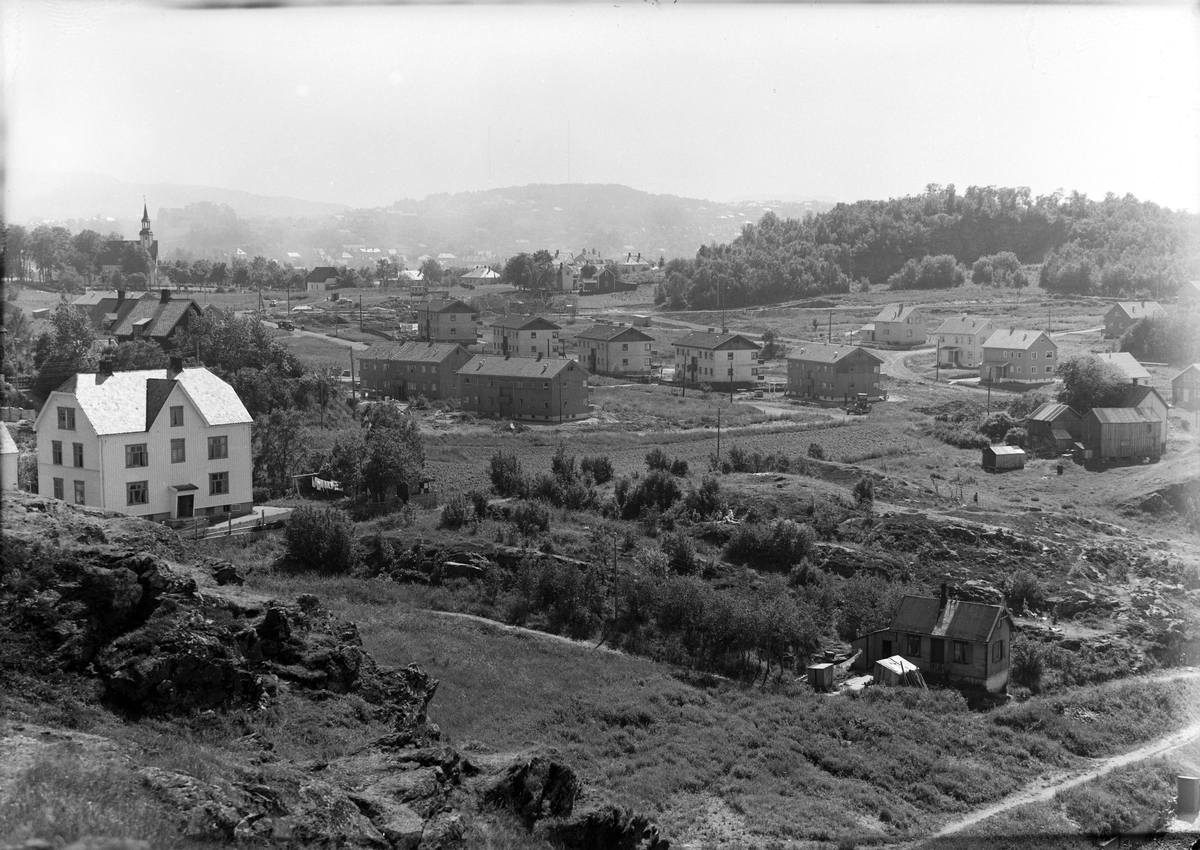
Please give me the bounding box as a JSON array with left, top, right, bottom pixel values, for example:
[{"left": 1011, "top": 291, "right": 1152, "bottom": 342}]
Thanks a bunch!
[
  {"left": 139, "top": 200, "right": 153, "bottom": 248},
  {"left": 141, "top": 202, "right": 150, "bottom": 227}
]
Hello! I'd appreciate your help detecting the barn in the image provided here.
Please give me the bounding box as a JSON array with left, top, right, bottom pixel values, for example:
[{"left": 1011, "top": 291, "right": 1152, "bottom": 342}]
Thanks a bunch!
[
  {"left": 981, "top": 445, "right": 1026, "bottom": 472},
  {"left": 1081, "top": 407, "right": 1163, "bottom": 461},
  {"left": 1025, "top": 402, "right": 1082, "bottom": 456}
]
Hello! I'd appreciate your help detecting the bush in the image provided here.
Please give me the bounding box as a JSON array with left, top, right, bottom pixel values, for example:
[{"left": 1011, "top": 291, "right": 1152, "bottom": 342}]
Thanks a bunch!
[
  {"left": 978, "top": 411, "right": 1016, "bottom": 442},
  {"left": 620, "top": 471, "right": 683, "bottom": 520},
  {"left": 1010, "top": 637, "right": 1045, "bottom": 693},
  {"left": 659, "top": 531, "right": 700, "bottom": 575},
  {"left": 284, "top": 505, "right": 358, "bottom": 573},
  {"left": 440, "top": 494, "right": 473, "bottom": 530},
  {"left": 467, "top": 489, "right": 491, "bottom": 519},
  {"left": 684, "top": 476, "right": 723, "bottom": 518},
  {"left": 807, "top": 443, "right": 826, "bottom": 460},
  {"left": 580, "top": 455, "right": 614, "bottom": 485},
  {"left": 645, "top": 447, "right": 670, "bottom": 472},
  {"left": 670, "top": 458, "right": 689, "bottom": 477},
  {"left": 510, "top": 500, "right": 550, "bottom": 537},
  {"left": 1004, "top": 427, "right": 1027, "bottom": 448},
  {"left": 853, "top": 476, "right": 875, "bottom": 508},
  {"left": 490, "top": 450, "right": 526, "bottom": 497},
  {"left": 725, "top": 518, "right": 815, "bottom": 570}
]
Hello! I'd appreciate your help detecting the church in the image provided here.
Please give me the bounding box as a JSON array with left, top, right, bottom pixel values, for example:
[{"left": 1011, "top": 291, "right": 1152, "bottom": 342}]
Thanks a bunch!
[{"left": 97, "top": 203, "right": 160, "bottom": 287}]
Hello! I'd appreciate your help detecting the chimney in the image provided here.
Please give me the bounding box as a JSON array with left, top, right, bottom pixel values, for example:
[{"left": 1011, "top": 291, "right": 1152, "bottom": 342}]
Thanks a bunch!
[
  {"left": 116, "top": 289, "right": 126, "bottom": 304},
  {"left": 160, "top": 288, "right": 171, "bottom": 304},
  {"left": 169, "top": 356, "right": 184, "bottom": 376},
  {"left": 98, "top": 358, "right": 113, "bottom": 379},
  {"left": 939, "top": 582, "right": 949, "bottom": 612}
]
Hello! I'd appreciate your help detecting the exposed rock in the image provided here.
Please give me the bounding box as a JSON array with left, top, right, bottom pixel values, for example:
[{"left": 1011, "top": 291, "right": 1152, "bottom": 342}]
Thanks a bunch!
[
  {"left": 485, "top": 756, "right": 580, "bottom": 827},
  {"left": 539, "top": 806, "right": 671, "bottom": 850}
]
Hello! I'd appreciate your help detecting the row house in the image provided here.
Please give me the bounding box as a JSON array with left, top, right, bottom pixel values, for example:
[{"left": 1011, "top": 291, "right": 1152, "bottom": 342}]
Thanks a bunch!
[
  {"left": 417, "top": 299, "right": 478, "bottom": 344},
  {"left": 1103, "top": 301, "right": 1165, "bottom": 339},
  {"left": 785, "top": 343, "right": 885, "bottom": 402},
  {"left": 865, "top": 303, "right": 927, "bottom": 348},
  {"left": 673, "top": 331, "right": 762, "bottom": 389},
  {"left": 979, "top": 329, "right": 1057, "bottom": 385},
  {"left": 357, "top": 341, "right": 472, "bottom": 401},
  {"left": 455, "top": 356, "right": 589, "bottom": 421},
  {"left": 932, "top": 316, "right": 996, "bottom": 369},
  {"left": 35, "top": 360, "right": 253, "bottom": 523},
  {"left": 574, "top": 324, "right": 654, "bottom": 377},
  {"left": 489, "top": 315, "right": 563, "bottom": 358}
]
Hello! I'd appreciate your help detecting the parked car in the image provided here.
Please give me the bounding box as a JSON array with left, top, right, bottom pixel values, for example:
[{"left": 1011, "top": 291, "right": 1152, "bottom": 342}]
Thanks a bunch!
[{"left": 277, "top": 320, "right": 295, "bottom": 331}]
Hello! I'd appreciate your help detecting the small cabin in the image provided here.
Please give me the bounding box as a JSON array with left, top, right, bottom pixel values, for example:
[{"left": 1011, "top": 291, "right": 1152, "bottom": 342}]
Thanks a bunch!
[{"left": 982, "top": 445, "right": 1026, "bottom": 472}]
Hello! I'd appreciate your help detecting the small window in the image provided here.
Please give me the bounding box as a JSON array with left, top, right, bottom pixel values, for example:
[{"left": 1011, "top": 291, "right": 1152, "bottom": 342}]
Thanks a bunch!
[
  {"left": 906, "top": 635, "right": 921, "bottom": 657},
  {"left": 992, "top": 640, "right": 1005, "bottom": 663},
  {"left": 208, "top": 435, "right": 228, "bottom": 460},
  {"left": 622, "top": 343, "right": 629, "bottom": 351},
  {"left": 53, "top": 478, "right": 64, "bottom": 500},
  {"left": 728, "top": 352, "right": 735, "bottom": 360},
  {"left": 126, "top": 443, "right": 149, "bottom": 468},
  {"left": 171, "top": 438, "right": 186, "bottom": 463},
  {"left": 209, "top": 471, "right": 229, "bottom": 496},
  {"left": 73, "top": 480, "right": 85, "bottom": 505},
  {"left": 953, "top": 641, "right": 972, "bottom": 664},
  {"left": 57, "top": 407, "right": 76, "bottom": 430},
  {"left": 170, "top": 405, "right": 184, "bottom": 427},
  {"left": 544, "top": 382, "right": 549, "bottom": 389},
  {"left": 127, "top": 481, "right": 149, "bottom": 505},
  {"left": 73, "top": 443, "right": 84, "bottom": 468},
  {"left": 531, "top": 331, "right": 537, "bottom": 339},
  {"left": 52, "top": 440, "right": 63, "bottom": 465}
]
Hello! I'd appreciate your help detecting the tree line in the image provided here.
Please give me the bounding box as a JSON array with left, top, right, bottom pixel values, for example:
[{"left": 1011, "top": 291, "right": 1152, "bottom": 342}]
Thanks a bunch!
[{"left": 655, "top": 185, "right": 1200, "bottom": 309}]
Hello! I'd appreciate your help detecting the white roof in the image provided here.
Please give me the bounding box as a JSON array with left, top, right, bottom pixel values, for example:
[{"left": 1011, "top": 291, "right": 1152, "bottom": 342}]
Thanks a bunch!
[
  {"left": 54, "top": 367, "right": 252, "bottom": 436},
  {"left": 875, "top": 655, "right": 918, "bottom": 675},
  {"left": 0, "top": 424, "right": 17, "bottom": 456}
]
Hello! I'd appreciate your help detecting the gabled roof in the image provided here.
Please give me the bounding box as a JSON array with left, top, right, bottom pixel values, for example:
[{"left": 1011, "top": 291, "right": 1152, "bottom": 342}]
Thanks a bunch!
[
  {"left": 1026, "top": 402, "right": 1080, "bottom": 423},
  {"left": 786, "top": 342, "right": 885, "bottom": 365},
  {"left": 1096, "top": 352, "right": 1151, "bottom": 382},
  {"left": 673, "top": 331, "right": 761, "bottom": 351},
  {"left": 458, "top": 355, "right": 588, "bottom": 380},
  {"left": 460, "top": 267, "right": 500, "bottom": 280},
  {"left": 1172, "top": 364, "right": 1200, "bottom": 382},
  {"left": 984, "top": 445, "right": 1026, "bottom": 456},
  {"left": 73, "top": 290, "right": 145, "bottom": 308},
  {"left": 982, "top": 328, "right": 1053, "bottom": 350},
  {"left": 574, "top": 324, "right": 654, "bottom": 343},
  {"left": 933, "top": 315, "right": 996, "bottom": 336},
  {"left": 49, "top": 367, "right": 251, "bottom": 436},
  {"left": 1177, "top": 281, "right": 1200, "bottom": 300},
  {"left": 419, "top": 299, "right": 474, "bottom": 314},
  {"left": 1088, "top": 406, "right": 1155, "bottom": 425},
  {"left": 360, "top": 341, "right": 468, "bottom": 364},
  {"left": 490, "top": 315, "right": 561, "bottom": 332},
  {"left": 889, "top": 595, "right": 1008, "bottom": 643},
  {"left": 111, "top": 296, "right": 201, "bottom": 340},
  {"left": 1118, "top": 384, "right": 1166, "bottom": 410},
  {"left": 1107, "top": 301, "right": 1166, "bottom": 321},
  {"left": 306, "top": 266, "right": 339, "bottom": 283},
  {"left": 873, "top": 303, "right": 922, "bottom": 323},
  {"left": 0, "top": 424, "right": 17, "bottom": 456}
]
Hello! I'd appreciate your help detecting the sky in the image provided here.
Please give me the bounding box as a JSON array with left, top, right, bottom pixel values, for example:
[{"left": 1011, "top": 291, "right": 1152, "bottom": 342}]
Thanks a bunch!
[{"left": 4, "top": 0, "right": 1200, "bottom": 215}]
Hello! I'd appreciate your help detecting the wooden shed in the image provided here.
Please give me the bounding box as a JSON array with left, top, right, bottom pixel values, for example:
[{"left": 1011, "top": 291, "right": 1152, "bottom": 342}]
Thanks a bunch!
[
  {"left": 872, "top": 655, "right": 925, "bottom": 688},
  {"left": 981, "top": 445, "right": 1026, "bottom": 472},
  {"left": 1025, "top": 402, "right": 1082, "bottom": 456},
  {"left": 806, "top": 663, "right": 835, "bottom": 692},
  {"left": 1081, "top": 407, "right": 1163, "bottom": 461}
]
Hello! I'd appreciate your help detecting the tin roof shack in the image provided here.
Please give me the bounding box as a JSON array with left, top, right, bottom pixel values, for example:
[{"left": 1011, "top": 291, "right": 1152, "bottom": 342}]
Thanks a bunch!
[
  {"left": 807, "top": 662, "right": 835, "bottom": 692},
  {"left": 872, "top": 656, "right": 926, "bottom": 688},
  {"left": 785, "top": 343, "right": 886, "bottom": 403},
  {"left": 1081, "top": 406, "right": 1164, "bottom": 462},
  {"left": 851, "top": 588, "right": 1014, "bottom": 693},
  {"left": 982, "top": 445, "right": 1026, "bottom": 472},
  {"left": 1172, "top": 364, "right": 1200, "bottom": 411},
  {"left": 1025, "top": 402, "right": 1082, "bottom": 456}
]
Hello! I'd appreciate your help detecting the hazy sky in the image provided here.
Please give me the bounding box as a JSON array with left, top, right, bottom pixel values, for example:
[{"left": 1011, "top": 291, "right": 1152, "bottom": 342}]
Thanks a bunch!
[{"left": 4, "top": 1, "right": 1200, "bottom": 213}]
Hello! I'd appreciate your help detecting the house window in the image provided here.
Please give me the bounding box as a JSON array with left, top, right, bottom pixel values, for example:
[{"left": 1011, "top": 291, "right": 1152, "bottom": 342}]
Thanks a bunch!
[
  {"left": 53, "top": 478, "right": 64, "bottom": 500},
  {"left": 127, "top": 481, "right": 149, "bottom": 505},
  {"left": 73, "top": 443, "right": 84, "bottom": 468},
  {"left": 953, "top": 641, "right": 972, "bottom": 664},
  {"left": 210, "top": 471, "right": 229, "bottom": 495},
  {"left": 906, "top": 635, "right": 921, "bottom": 657},
  {"left": 126, "top": 443, "right": 149, "bottom": 468},
  {"left": 208, "top": 435, "right": 228, "bottom": 460},
  {"left": 622, "top": 343, "right": 629, "bottom": 351},
  {"left": 171, "top": 438, "right": 186, "bottom": 463},
  {"left": 531, "top": 332, "right": 537, "bottom": 339},
  {"left": 52, "top": 441, "right": 63, "bottom": 465},
  {"left": 992, "top": 640, "right": 1005, "bottom": 663},
  {"left": 170, "top": 405, "right": 184, "bottom": 426},
  {"left": 57, "top": 407, "right": 76, "bottom": 430},
  {"left": 543, "top": 382, "right": 549, "bottom": 389},
  {"left": 73, "top": 480, "right": 85, "bottom": 505},
  {"left": 1046, "top": 351, "right": 1054, "bottom": 359},
  {"left": 1031, "top": 351, "right": 1038, "bottom": 359}
]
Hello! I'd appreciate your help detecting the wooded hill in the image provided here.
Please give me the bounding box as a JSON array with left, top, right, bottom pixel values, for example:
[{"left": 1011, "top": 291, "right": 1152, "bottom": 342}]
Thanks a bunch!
[{"left": 656, "top": 185, "right": 1200, "bottom": 310}]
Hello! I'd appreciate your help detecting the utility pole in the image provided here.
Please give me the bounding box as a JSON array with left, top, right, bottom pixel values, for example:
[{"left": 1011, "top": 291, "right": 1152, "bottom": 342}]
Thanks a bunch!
[
  {"left": 827, "top": 310, "right": 832, "bottom": 343},
  {"left": 986, "top": 367, "right": 992, "bottom": 414},
  {"left": 349, "top": 349, "right": 356, "bottom": 403},
  {"left": 935, "top": 341, "right": 940, "bottom": 382},
  {"left": 716, "top": 406, "right": 721, "bottom": 465},
  {"left": 359, "top": 294, "right": 363, "bottom": 332}
]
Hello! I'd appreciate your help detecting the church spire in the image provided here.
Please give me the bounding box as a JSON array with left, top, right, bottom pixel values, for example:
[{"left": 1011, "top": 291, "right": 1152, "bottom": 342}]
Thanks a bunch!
[{"left": 142, "top": 200, "right": 150, "bottom": 225}]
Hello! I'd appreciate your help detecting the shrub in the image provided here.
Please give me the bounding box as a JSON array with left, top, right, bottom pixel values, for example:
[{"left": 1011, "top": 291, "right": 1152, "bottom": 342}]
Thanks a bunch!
[
  {"left": 580, "top": 455, "right": 614, "bottom": 485},
  {"left": 1004, "top": 427, "right": 1028, "bottom": 448},
  {"left": 670, "top": 458, "right": 689, "bottom": 477},
  {"left": 440, "top": 494, "right": 473, "bottom": 530},
  {"left": 725, "top": 518, "right": 815, "bottom": 570},
  {"left": 468, "top": 489, "right": 491, "bottom": 519},
  {"left": 621, "top": 471, "right": 683, "bottom": 520},
  {"left": 490, "top": 450, "right": 526, "bottom": 497},
  {"left": 1010, "top": 637, "right": 1045, "bottom": 693},
  {"left": 510, "top": 500, "right": 550, "bottom": 537},
  {"left": 645, "top": 447, "right": 670, "bottom": 472},
  {"left": 684, "top": 475, "right": 723, "bottom": 518},
  {"left": 978, "top": 411, "right": 1016, "bottom": 442},
  {"left": 807, "top": 442, "right": 826, "bottom": 460},
  {"left": 284, "top": 505, "right": 358, "bottom": 573},
  {"left": 659, "top": 531, "right": 700, "bottom": 575},
  {"left": 852, "top": 476, "right": 875, "bottom": 508},
  {"left": 1004, "top": 569, "right": 1045, "bottom": 612}
]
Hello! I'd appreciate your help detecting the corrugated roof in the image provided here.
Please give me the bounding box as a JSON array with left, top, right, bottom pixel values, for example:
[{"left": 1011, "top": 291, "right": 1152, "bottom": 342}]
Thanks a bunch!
[
  {"left": 52, "top": 367, "right": 252, "bottom": 436},
  {"left": 361, "top": 341, "right": 467, "bottom": 364},
  {"left": 1027, "top": 402, "right": 1080, "bottom": 423},
  {"left": 875, "top": 656, "right": 918, "bottom": 675},
  {"left": 985, "top": 445, "right": 1026, "bottom": 456},
  {"left": 574, "top": 324, "right": 654, "bottom": 343},
  {"left": 458, "top": 355, "right": 587, "bottom": 380},
  {"left": 1097, "top": 352, "right": 1151, "bottom": 382},
  {"left": 889, "top": 595, "right": 1005, "bottom": 643},
  {"left": 490, "top": 315, "right": 561, "bottom": 331},
  {"left": 982, "top": 328, "right": 1052, "bottom": 351},
  {"left": 1089, "top": 407, "right": 1153, "bottom": 425},
  {"left": 933, "top": 315, "right": 995, "bottom": 337},
  {"left": 1118, "top": 384, "right": 1165, "bottom": 410},
  {"left": 673, "top": 331, "right": 761, "bottom": 351},
  {"left": 786, "top": 342, "right": 885, "bottom": 365},
  {"left": 0, "top": 424, "right": 17, "bottom": 456}
]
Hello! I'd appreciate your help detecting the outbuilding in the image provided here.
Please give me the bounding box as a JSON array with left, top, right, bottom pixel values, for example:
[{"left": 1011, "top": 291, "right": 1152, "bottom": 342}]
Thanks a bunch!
[
  {"left": 981, "top": 445, "right": 1026, "bottom": 472},
  {"left": 1172, "top": 364, "right": 1200, "bottom": 411},
  {"left": 1025, "top": 402, "right": 1082, "bottom": 456},
  {"left": 1081, "top": 406, "right": 1163, "bottom": 461},
  {"left": 1, "top": 424, "right": 18, "bottom": 490}
]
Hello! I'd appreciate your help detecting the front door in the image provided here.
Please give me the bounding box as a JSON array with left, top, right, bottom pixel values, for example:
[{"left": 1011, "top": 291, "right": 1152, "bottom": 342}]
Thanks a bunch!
[
  {"left": 931, "top": 639, "right": 945, "bottom": 665},
  {"left": 881, "top": 639, "right": 892, "bottom": 658},
  {"left": 177, "top": 494, "right": 194, "bottom": 519}
]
